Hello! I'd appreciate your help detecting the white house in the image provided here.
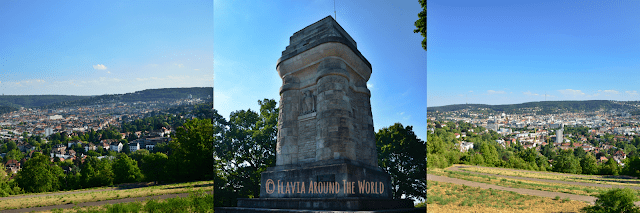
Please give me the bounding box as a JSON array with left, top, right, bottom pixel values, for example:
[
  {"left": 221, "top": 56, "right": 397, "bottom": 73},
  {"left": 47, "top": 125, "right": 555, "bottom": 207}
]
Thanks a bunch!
[
  {"left": 129, "top": 142, "right": 140, "bottom": 153},
  {"left": 145, "top": 141, "right": 156, "bottom": 151},
  {"left": 83, "top": 143, "right": 96, "bottom": 152},
  {"left": 109, "top": 142, "right": 123, "bottom": 153},
  {"left": 459, "top": 142, "right": 474, "bottom": 152}
]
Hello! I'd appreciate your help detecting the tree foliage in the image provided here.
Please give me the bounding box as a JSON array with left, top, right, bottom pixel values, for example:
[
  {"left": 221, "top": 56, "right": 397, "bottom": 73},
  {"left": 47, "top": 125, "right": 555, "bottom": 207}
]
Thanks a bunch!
[
  {"left": 553, "top": 149, "right": 582, "bottom": 174},
  {"left": 223, "top": 99, "right": 278, "bottom": 200},
  {"left": 580, "top": 153, "right": 599, "bottom": 175},
  {"left": 113, "top": 154, "right": 144, "bottom": 184},
  {"left": 582, "top": 188, "right": 640, "bottom": 213},
  {"left": 376, "top": 123, "right": 426, "bottom": 200},
  {"left": 414, "top": 0, "right": 426, "bottom": 50},
  {"left": 167, "top": 117, "right": 214, "bottom": 182},
  {"left": 15, "top": 152, "right": 64, "bottom": 193},
  {"left": 140, "top": 153, "right": 168, "bottom": 183}
]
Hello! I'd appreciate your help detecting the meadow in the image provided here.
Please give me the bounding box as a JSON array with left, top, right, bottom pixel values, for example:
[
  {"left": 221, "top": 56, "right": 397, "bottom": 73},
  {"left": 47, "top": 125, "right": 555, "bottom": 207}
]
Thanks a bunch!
[
  {"left": 0, "top": 181, "right": 213, "bottom": 211},
  {"left": 426, "top": 180, "right": 588, "bottom": 212},
  {"left": 428, "top": 167, "right": 611, "bottom": 197},
  {"left": 459, "top": 166, "right": 640, "bottom": 187},
  {"left": 34, "top": 190, "right": 213, "bottom": 213}
]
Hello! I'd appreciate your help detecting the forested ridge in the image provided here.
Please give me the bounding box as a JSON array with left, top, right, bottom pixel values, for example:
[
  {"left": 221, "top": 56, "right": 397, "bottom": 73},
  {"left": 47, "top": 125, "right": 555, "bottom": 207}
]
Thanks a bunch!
[
  {"left": 0, "top": 95, "right": 90, "bottom": 109},
  {"left": 0, "top": 87, "right": 212, "bottom": 113},
  {"left": 428, "top": 100, "right": 640, "bottom": 114},
  {"left": 42, "top": 87, "right": 212, "bottom": 109}
]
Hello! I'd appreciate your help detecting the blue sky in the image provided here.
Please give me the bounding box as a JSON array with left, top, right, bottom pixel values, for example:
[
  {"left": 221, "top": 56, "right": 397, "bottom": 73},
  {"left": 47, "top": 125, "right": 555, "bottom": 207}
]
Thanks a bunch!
[
  {"left": 0, "top": 1, "right": 213, "bottom": 96},
  {"left": 428, "top": 1, "right": 640, "bottom": 107},
  {"left": 214, "top": 0, "right": 427, "bottom": 140}
]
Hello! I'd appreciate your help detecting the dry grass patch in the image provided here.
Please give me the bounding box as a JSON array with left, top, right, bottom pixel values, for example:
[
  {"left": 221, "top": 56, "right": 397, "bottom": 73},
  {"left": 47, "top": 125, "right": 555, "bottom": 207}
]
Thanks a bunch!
[
  {"left": 427, "top": 180, "right": 589, "bottom": 212},
  {"left": 460, "top": 166, "right": 640, "bottom": 187},
  {"left": 0, "top": 181, "right": 213, "bottom": 210},
  {"left": 432, "top": 168, "right": 607, "bottom": 196}
]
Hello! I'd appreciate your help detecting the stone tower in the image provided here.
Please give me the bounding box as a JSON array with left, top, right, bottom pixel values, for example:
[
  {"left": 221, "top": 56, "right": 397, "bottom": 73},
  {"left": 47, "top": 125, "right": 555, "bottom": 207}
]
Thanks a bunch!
[
  {"left": 275, "top": 15, "right": 377, "bottom": 169},
  {"left": 227, "top": 16, "right": 414, "bottom": 211}
]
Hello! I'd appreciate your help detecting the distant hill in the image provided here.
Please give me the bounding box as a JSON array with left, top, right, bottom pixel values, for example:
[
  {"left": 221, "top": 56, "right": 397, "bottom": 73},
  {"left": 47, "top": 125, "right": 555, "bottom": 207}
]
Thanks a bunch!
[
  {"left": 427, "top": 100, "right": 640, "bottom": 115},
  {"left": 42, "top": 87, "right": 213, "bottom": 109},
  {"left": 0, "top": 105, "right": 20, "bottom": 115},
  {"left": 0, "top": 95, "right": 90, "bottom": 109},
  {"left": 0, "top": 87, "right": 213, "bottom": 113}
]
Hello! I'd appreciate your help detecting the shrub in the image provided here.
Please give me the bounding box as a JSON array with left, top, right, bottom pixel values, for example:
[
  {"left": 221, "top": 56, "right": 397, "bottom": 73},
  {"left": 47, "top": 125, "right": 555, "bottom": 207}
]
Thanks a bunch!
[{"left": 582, "top": 188, "right": 640, "bottom": 213}]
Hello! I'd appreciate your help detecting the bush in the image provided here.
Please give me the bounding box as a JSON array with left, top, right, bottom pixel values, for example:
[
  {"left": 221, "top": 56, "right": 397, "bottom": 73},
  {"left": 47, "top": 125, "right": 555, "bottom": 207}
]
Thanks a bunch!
[
  {"left": 427, "top": 153, "right": 450, "bottom": 168},
  {"left": 582, "top": 188, "right": 640, "bottom": 213}
]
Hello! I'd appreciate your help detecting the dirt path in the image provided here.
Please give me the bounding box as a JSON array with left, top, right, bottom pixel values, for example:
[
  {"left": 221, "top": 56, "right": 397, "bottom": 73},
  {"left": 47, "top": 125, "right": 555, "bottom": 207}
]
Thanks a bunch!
[
  {"left": 2, "top": 191, "right": 213, "bottom": 213},
  {"left": 449, "top": 165, "right": 640, "bottom": 190}
]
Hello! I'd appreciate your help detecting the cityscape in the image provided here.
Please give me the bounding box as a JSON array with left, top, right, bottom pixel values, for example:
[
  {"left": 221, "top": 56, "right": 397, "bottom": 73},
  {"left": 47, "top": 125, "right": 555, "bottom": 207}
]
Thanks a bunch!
[{"left": 427, "top": 1, "right": 640, "bottom": 212}]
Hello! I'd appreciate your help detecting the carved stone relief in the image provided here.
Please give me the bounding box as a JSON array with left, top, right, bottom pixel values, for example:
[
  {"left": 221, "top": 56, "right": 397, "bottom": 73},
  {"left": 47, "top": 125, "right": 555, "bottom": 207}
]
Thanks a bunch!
[{"left": 302, "top": 90, "right": 315, "bottom": 114}]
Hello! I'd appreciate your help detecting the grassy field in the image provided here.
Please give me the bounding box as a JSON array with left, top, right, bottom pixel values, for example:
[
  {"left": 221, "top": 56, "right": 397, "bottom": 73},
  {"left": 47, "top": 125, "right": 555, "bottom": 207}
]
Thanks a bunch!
[
  {"left": 426, "top": 180, "right": 589, "bottom": 212},
  {"left": 0, "top": 181, "right": 213, "bottom": 211},
  {"left": 32, "top": 190, "right": 213, "bottom": 213},
  {"left": 459, "top": 166, "right": 640, "bottom": 187},
  {"left": 428, "top": 167, "right": 612, "bottom": 197}
]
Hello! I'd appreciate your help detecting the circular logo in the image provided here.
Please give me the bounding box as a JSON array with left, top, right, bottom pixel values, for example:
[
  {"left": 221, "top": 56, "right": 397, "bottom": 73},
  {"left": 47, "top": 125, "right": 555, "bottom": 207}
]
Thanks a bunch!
[{"left": 265, "top": 179, "right": 275, "bottom": 194}]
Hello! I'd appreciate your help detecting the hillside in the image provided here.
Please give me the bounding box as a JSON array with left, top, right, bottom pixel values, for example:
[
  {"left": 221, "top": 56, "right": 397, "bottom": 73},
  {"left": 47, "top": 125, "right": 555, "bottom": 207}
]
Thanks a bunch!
[
  {"left": 427, "top": 100, "right": 640, "bottom": 115},
  {"left": 0, "top": 87, "right": 213, "bottom": 113},
  {"left": 0, "top": 95, "right": 91, "bottom": 109}
]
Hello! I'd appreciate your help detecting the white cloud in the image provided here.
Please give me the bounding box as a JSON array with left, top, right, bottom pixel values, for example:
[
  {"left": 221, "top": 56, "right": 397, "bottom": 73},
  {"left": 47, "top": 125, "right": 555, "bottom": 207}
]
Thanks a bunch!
[
  {"left": 367, "top": 83, "right": 374, "bottom": 89},
  {"left": 523, "top": 91, "right": 540, "bottom": 96},
  {"left": 469, "top": 90, "right": 473, "bottom": 93},
  {"left": 487, "top": 90, "right": 506, "bottom": 94},
  {"left": 194, "top": 69, "right": 200, "bottom": 71},
  {"left": 107, "top": 71, "right": 111, "bottom": 74},
  {"left": 93, "top": 64, "right": 107, "bottom": 70},
  {"left": 558, "top": 89, "right": 585, "bottom": 96},
  {"left": 626, "top": 91, "right": 639, "bottom": 96},
  {"left": 136, "top": 78, "right": 150, "bottom": 81},
  {"left": 174, "top": 63, "right": 184, "bottom": 68},
  {"left": 591, "top": 89, "right": 620, "bottom": 97}
]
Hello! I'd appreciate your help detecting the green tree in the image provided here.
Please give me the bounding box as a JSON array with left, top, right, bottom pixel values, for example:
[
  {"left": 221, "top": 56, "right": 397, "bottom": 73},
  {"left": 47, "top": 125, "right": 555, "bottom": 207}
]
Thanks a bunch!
[
  {"left": 15, "top": 152, "right": 64, "bottom": 193},
  {"left": 599, "top": 159, "right": 620, "bottom": 176},
  {"left": 112, "top": 154, "right": 144, "bottom": 184},
  {"left": 222, "top": 99, "right": 278, "bottom": 199},
  {"left": 1, "top": 141, "right": 17, "bottom": 153},
  {"left": 376, "top": 123, "right": 426, "bottom": 200},
  {"left": 469, "top": 153, "right": 485, "bottom": 165},
  {"left": 427, "top": 131, "right": 451, "bottom": 168},
  {"left": 582, "top": 188, "right": 640, "bottom": 213},
  {"left": 574, "top": 147, "right": 587, "bottom": 160},
  {"left": 140, "top": 153, "right": 168, "bottom": 183},
  {"left": 414, "top": 0, "right": 426, "bottom": 50},
  {"left": 553, "top": 149, "right": 582, "bottom": 174},
  {"left": 580, "top": 153, "right": 599, "bottom": 175},
  {"left": 80, "top": 162, "right": 95, "bottom": 188},
  {"left": 0, "top": 165, "right": 22, "bottom": 196},
  {"left": 5, "top": 149, "right": 25, "bottom": 162},
  {"left": 81, "top": 157, "right": 114, "bottom": 188},
  {"left": 479, "top": 142, "right": 500, "bottom": 167},
  {"left": 167, "top": 117, "right": 215, "bottom": 182},
  {"left": 622, "top": 157, "right": 640, "bottom": 177}
]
